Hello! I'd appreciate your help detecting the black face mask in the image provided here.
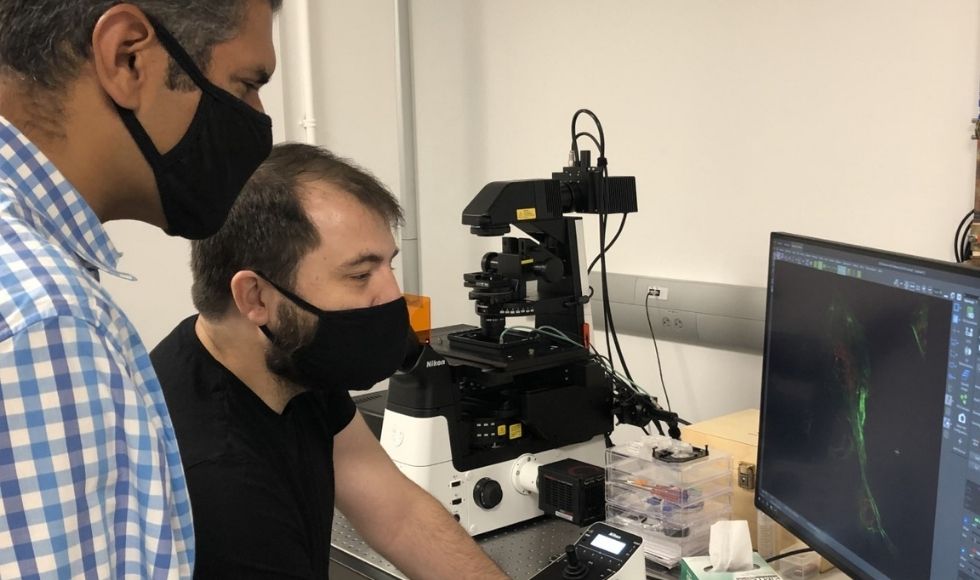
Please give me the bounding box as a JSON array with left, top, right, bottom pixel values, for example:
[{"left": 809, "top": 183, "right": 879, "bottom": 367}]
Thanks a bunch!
[
  {"left": 115, "top": 15, "right": 273, "bottom": 240},
  {"left": 257, "top": 273, "right": 411, "bottom": 391}
]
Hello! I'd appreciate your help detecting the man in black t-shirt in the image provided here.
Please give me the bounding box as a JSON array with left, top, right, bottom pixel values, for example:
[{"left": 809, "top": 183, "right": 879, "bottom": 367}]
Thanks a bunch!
[{"left": 151, "top": 143, "right": 506, "bottom": 579}]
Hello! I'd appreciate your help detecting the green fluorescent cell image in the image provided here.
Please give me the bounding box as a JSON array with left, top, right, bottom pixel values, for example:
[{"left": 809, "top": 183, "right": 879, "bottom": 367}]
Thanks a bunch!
[
  {"left": 911, "top": 305, "right": 929, "bottom": 358},
  {"left": 827, "top": 295, "right": 897, "bottom": 555}
]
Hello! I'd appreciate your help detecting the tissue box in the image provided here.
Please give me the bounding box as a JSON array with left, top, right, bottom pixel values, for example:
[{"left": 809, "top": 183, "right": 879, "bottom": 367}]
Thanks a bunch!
[{"left": 679, "top": 553, "right": 780, "bottom": 580}]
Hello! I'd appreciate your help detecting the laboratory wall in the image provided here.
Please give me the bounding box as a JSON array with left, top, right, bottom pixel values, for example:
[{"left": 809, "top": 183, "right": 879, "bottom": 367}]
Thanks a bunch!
[
  {"left": 101, "top": 1, "right": 980, "bottom": 426},
  {"left": 406, "top": 0, "right": 980, "bottom": 424}
]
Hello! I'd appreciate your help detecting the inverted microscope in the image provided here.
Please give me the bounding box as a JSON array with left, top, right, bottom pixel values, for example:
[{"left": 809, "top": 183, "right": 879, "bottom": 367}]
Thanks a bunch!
[{"left": 381, "top": 114, "right": 679, "bottom": 537}]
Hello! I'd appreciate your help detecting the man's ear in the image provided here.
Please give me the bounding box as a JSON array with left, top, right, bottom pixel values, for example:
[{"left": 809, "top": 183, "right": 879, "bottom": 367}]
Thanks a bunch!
[
  {"left": 230, "top": 270, "right": 274, "bottom": 326},
  {"left": 90, "top": 5, "right": 163, "bottom": 110}
]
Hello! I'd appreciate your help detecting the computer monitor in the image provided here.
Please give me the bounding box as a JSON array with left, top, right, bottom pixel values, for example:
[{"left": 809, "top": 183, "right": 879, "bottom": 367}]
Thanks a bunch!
[{"left": 756, "top": 232, "right": 979, "bottom": 580}]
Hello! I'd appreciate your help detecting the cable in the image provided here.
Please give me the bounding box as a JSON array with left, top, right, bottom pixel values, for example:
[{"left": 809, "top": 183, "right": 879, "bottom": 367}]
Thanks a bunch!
[
  {"left": 570, "top": 109, "right": 605, "bottom": 162},
  {"left": 573, "top": 110, "right": 622, "bottom": 378},
  {"left": 500, "top": 325, "right": 667, "bottom": 411},
  {"left": 570, "top": 110, "right": 664, "bottom": 432},
  {"left": 955, "top": 210, "right": 971, "bottom": 262},
  {"left": 587, "top": 214, "right": 627, "bottom": 275},
  {"left": 765, "top": 548, "right": 815, "bottom": 564},
  {"left": 500, "top": 326, "right": 645, "bottom": 401},
  {"left": 955, "top": 211, "right": 969, "bottom": 262},
  {"left": 574, "top": 131, "right": 602, "bottom": 154},
  {"left": 573, "top": 109, "right": 633, "bottom": 381},
  {"left": 598, "top": 161, "right": 634, "bottom": 382},
  {"left": 590, "top": 343, "right": 665, "bottom": 436},
  {"left": 955, "top": 209, "right": 974, "bottom": 262},
  {"left": 644, "top": 292, "right": 672, "bottom": 413},
  {"left": 599, "top": 212, "right": 616, "bottom": 374}
]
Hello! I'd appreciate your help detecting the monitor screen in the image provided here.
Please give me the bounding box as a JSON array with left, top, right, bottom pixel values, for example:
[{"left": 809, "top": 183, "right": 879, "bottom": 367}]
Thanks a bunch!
[{"left": 756, "top": 233, "right": 980, "bottom": 580}]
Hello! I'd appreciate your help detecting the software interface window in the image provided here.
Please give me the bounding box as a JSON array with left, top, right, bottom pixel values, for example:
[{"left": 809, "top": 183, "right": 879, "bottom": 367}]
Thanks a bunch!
[{"left": 757, "top": 235, "right": 979, "bottom": 580}]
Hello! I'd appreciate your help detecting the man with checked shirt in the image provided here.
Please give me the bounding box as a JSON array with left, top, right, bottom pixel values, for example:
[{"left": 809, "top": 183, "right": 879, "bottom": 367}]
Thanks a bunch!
[{"left": 0, "top": 0, "right": 278, "bottom": 576}]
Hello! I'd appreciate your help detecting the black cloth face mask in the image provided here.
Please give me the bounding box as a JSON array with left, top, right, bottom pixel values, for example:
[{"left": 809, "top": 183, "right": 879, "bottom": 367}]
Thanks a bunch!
[
  {"left": 115, "top": 15, "right": 273, "bottom": 240},
  {"left": 257, "top": 273, "right": 411, "bottom": 391}
]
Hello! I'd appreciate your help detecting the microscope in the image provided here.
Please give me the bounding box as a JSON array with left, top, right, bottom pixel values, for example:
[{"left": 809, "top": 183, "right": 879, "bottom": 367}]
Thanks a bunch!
[{"left": 382, "top": 123, "right": 679, "bottom": 536}]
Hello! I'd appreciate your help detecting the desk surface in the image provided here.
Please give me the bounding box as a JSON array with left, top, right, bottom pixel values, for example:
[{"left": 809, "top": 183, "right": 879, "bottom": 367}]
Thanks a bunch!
[
  {"left": 330, "top": 513, "right": 854, "bottom": 580},
  {"left": 332, "top": 511, "right": 689, "bottom": 580},
  {"left": 330, "top": 511, "right": 604, "bottom": 580}
]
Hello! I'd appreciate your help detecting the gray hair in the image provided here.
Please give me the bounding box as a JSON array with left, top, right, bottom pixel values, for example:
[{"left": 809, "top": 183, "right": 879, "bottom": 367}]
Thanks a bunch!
[{"left": 0, "top": 0, "right": 283, "bottom": 91}]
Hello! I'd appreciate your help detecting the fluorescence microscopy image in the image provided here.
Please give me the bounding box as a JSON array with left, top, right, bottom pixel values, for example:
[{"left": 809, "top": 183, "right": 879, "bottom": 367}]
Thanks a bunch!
[
  {"left": 761, "top": 261, "right": 949, "bottom": 580},
  {"left": 827, "top": 294, "right": 895, "bottom": 555}
]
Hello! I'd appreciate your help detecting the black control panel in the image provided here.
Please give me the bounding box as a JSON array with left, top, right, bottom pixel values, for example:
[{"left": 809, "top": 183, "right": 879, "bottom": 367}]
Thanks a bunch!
[{"left": 529, "top": 522, "right": 644, "bottom": 580}]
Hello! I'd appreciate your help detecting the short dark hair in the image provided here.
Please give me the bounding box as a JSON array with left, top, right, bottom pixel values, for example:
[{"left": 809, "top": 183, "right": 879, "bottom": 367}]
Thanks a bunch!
[
  {"left": 191, "top": 142, "right": 405, "bottom": 319},
  {"left": 0, "top": 0, "right": 282, "bottom": 91}
]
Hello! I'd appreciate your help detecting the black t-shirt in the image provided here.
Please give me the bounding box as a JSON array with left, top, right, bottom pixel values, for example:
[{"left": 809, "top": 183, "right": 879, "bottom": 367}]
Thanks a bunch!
[{"left": 151, "top": 315, "right": 356, "bottom": 579}]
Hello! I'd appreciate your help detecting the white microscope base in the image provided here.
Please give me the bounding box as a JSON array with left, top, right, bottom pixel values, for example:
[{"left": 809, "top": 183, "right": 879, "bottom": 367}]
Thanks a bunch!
[{"left": 381, "top": 410, "right": 606, "bottom": 536}]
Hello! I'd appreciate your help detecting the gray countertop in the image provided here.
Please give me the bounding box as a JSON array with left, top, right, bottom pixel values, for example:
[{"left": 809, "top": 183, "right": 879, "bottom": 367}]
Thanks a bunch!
[{"left": 329, "top": 511, "right": 679, "bottom": 580}]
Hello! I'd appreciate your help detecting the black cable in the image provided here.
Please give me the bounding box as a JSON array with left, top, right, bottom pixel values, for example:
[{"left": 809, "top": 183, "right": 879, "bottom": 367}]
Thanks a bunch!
[
  {"left": 575, "top": 131, "right": 602, "bottom": 154},
  {"left": 571, "top": 109, "right": 605, "bottom": 161},
  {"left": 956, "top": 224, "right": 965, "bottom": 262},
  {"left": 602, "top": 240, "right": 635, "bottom": 380},
  {"left": 580, "top": 109, "right": 613, "bottom": 375},
  {"left": 589, "top": 343, "right": 690, "bottom": 434},
  {"left": 955, "top": 209, "right": 974, "bottom": 262},
  {"left": 576, "top": 109, "right": 633, "bottom": 382},
  {"left": 963, "top": 222, "right": 974, "bottom": 262},
  {"left": 591, "top": 345, "right": 665, "bottom": 436},
  {"left": 595, "top": 155, "right": 632, "bottom": 379},
  {"left": 598, "top": 212, "right": 615, "bottom": 374},
  {"left": 955, "top": 211, "right": 968, "bottom": 262},
  {"left": 600, "top": 167, "right": 634, "bottom": 381},
  {"left": 571, "top": 109, "right": 611, "bottom": 279},
  {"left": 588, "top": 214, "right": 627, "bottom": 275},
  {"left": 765, "top": 548, "right": 815, "bottom": 564},
  {"left": 571, "top": 110, "right": 635, "bottom": 391},
  {"left": 644, "top": 292, "right": 672, "bottom": 413}
]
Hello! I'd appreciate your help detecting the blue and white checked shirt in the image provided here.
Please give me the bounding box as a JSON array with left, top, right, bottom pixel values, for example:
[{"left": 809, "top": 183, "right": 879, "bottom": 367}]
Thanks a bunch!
[{"left": 0, "top": 117, "right": 194, "bottom": 578}]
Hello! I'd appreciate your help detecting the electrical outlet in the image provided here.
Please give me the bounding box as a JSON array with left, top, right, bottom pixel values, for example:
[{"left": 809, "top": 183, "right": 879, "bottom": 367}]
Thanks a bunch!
[
  {"left": 647, "top": 286, "right": 669, "bottom": 301},
  {"left": 650, "top": 309, "right": 697, "bottom": 341}
]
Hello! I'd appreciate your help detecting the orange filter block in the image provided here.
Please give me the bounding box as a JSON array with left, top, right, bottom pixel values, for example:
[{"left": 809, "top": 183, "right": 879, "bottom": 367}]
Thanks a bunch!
[{"left": 404, "top": 294, "right": 431, "bottom": 333}]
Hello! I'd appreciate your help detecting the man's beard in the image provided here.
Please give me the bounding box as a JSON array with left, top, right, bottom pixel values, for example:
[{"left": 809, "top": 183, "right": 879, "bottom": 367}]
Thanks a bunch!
[{"left": 264, "top": 300, "right": 320, "bottom": 390}]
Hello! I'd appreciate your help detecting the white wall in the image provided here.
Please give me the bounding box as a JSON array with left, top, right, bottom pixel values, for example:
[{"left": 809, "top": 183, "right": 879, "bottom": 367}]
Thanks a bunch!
[
  {"left": 275, "top": 1, "right": 401, "bottom": 186},
  {"left": 408, "top": 0, "right": 980, "bottom": 423},
  {"left": 104, "top": 1, "right": 980, "bottom": 425}
]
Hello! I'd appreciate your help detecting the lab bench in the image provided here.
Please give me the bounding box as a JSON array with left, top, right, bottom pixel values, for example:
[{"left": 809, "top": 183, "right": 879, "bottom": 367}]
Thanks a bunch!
[{"left": 328, "top": 510, "right": 679, "bottom": 580}]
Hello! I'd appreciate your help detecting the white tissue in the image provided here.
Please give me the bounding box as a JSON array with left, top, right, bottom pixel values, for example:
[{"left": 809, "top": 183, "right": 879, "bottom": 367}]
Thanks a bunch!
[{"left": 708, "top": 520, "right": 754, "bottom": 572}]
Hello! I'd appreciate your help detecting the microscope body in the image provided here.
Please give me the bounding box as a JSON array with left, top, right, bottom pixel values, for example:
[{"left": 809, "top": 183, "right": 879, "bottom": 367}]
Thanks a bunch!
[
  {"left": 382, "top": 154, "right": 641, "bottom": 535},
  {"left": 382, "top": 322, "right": 611, "bottom": 535}
]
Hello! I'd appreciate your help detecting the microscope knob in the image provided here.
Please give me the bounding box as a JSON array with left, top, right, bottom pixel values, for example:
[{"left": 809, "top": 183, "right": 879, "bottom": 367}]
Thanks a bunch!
[{"left": 473, "top": 477, "right": 503, "bottom": 510}]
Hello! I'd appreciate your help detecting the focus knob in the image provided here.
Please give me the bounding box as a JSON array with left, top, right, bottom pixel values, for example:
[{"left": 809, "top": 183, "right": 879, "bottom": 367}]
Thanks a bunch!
[{"left": 473, "top": 477, "right": 503, "bottom": 509}]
